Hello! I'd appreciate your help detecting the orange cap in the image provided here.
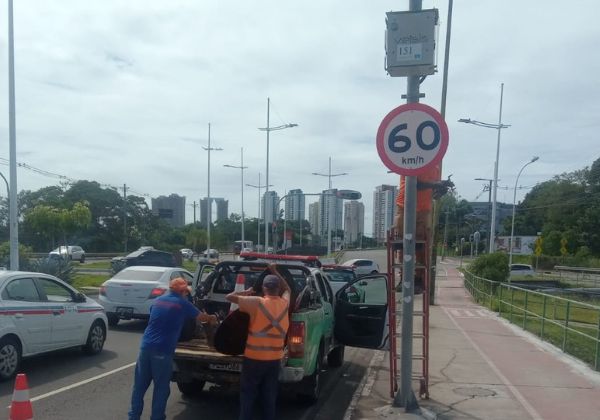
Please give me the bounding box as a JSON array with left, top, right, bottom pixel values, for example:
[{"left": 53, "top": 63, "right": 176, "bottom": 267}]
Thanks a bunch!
[{"left": 169, "top": 278, "right": 190, "bottom": 294}]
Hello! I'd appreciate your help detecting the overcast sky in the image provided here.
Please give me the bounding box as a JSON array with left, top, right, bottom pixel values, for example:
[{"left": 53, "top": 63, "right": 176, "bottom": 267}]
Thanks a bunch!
[{"left": 0, "top": 1, "right": 598, "bottom": 235}]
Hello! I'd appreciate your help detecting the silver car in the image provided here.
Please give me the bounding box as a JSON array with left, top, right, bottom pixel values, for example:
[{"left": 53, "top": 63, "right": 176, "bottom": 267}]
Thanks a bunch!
[
  {"left": 98, "top": 266, "right": 194, "bottom": 326},
  {"left": 341, "top": 259, "right": 380, "bottom": 276},
  {"left": 49, "top": 245, "right": 86, "bottom": 263}
]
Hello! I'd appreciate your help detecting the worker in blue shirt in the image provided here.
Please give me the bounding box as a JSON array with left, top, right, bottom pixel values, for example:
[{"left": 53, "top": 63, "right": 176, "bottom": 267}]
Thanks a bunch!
[{"left": 128, "top": 277, "right": 217, "bottom": 420}]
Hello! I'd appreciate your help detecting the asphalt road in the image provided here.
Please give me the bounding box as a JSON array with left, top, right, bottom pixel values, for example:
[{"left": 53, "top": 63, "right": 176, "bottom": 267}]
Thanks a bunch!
[{"left": 1, "top": 251, "right": 390, "bottom": 420}]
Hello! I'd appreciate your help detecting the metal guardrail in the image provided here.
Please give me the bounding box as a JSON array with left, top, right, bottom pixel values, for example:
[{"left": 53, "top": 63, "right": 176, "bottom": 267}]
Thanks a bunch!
[
  {"left": 554, "top": 265, "right": 600, "bottom": 288},
  {"left": 463, "top": 270, "right": 600, "bottom": 371}
]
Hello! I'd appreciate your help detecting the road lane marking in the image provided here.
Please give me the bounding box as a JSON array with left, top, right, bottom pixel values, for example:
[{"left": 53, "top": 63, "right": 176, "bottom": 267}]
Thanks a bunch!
[
  {"left": 443, "top": 307, "right": 543, "bottom": 420},
  {"left": 27, "top": 362, "right": 136, "bottom": 404}
]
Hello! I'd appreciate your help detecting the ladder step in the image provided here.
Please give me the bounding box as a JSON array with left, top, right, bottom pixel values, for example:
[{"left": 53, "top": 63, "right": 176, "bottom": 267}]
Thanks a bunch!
[
  {"left": 393, "top": 333, "right": 424, "bottom": 338},
  {"left": 394, "top": 354, "right": 425, "bottom": 361},
  {"left": 395, "top": 311, "right": 425, "bottom": 316}
]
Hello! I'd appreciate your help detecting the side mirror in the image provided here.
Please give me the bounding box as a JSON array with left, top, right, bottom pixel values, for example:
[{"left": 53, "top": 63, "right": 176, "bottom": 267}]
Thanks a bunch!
[{"left": 74, "top": 293, "right": 86, "bottom": 303}]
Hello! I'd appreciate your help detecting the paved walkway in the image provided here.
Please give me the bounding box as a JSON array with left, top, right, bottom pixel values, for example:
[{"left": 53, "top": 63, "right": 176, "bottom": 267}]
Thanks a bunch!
[{"left": 346, "top": 258, "right": 600, "bottom": 419}]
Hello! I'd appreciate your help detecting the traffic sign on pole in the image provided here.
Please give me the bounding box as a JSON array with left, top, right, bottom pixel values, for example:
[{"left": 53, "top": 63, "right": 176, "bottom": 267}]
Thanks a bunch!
[{"left": 376, "top": 103, "right": 449, "bottom": 176}]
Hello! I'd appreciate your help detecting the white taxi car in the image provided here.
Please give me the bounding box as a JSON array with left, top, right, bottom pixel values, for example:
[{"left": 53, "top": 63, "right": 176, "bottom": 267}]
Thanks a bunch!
[{"left": 0, "top": 271, "right": 108, "bottom": 380}]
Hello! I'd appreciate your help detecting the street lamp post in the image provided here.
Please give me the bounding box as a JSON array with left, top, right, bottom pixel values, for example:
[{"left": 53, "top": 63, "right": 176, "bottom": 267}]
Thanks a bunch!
[
  {"left": 258, "top": 97, "right": 297, "bottom": 253},
  {"left": 509, "top": 156, "right": 539, "bottom": 270},
  {"left": 459, "top": 83, "right": 510, "bottom": 253},
  {"left": 246, "top": 173, "right": 273, "bottom": 251},
  {"left": 474, "top": 177, "right": 493, "bottom": 252},
  {"left": 312, "top": 157, "right": 348, "bottom": 255},
  {"left": 224, "top": 148, "right": 249, "bottom": 247},
  {"left": 202, "top": 123, "right": 222, "bottom": 253},
  {"left": 8, "top": 0, "right": 19, "bottom": 270}
]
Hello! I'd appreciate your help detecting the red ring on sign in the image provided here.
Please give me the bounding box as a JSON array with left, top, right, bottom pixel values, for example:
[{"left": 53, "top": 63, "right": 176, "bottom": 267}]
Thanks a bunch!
[{"left": 376, "top": 103, "right": 449, "bottom": 176}]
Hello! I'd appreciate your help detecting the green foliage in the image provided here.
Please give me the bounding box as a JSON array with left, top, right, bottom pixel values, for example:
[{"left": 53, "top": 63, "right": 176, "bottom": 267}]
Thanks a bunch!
[
  {"left": 468, "top": 252, "right": 509, "bottom": 282},
  {"left": 29, "top": 258, "right": 75, "bottom": 284},
  {"left": 0, "top": 242, "right": 34, "bottom": 270}
]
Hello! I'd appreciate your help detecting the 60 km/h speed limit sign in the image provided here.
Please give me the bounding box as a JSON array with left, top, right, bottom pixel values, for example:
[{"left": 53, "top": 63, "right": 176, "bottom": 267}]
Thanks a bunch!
[{"left": 376, "top": 103, "right": 449, "bottom": 176}]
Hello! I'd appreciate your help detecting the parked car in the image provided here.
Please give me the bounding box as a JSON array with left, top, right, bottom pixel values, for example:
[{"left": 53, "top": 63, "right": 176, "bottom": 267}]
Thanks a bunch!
[
  {"left": 322, "top": 265, "right": 358, "bottom": 294},
  {"left": 341, "top": 258, "right": 380, "bottom": 276},
  {"left": 202, "top": 249, "right": 219, "bottom": 261},
  {"left": 0, "top": 271, "right": 107, "bottom": 380},
  {"left": 510, "top": 264, "right": 535, "bottom": 277},
  {"left": 111, "top": 248, "right": 176, "bottom": 274},
  {"left": 99, "top": 266, "right": 194, "bottom": 326},
  {"left": 180, "top": 248, "right": 194, "bottom": 261},
  {"left": 49, "top": 246, "right": 86, "bottom": 263}
]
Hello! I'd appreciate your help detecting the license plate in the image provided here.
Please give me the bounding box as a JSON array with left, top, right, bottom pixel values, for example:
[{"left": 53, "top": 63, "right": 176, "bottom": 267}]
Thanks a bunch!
[
  {"left": 209, "top": 363, "right": 241, "bottom": 372},
  {"left": 116, "top": 307, "right": 134, "bottom": 317}
]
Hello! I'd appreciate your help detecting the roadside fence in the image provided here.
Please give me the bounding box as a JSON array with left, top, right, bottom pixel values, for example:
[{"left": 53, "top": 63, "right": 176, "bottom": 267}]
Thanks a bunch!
[{"left": 463, "top": 270, "right": 600, "bottom": 371}]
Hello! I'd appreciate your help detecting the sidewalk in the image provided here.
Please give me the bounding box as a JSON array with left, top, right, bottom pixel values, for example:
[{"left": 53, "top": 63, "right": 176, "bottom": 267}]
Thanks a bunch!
[{"left": 346, "top": 258, "right": 600, "bottom": 419}]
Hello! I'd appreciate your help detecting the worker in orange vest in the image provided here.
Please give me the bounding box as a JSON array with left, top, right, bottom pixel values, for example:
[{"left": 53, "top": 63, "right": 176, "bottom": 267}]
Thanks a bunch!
[{"left": 226, "top": 272, "right": 291, "bottom": 420}]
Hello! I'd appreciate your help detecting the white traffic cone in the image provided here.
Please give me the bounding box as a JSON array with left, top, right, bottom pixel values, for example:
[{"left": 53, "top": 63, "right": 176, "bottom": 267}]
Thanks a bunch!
[{"left": 229, "top": 274, "right": 246, "bottom": 313}]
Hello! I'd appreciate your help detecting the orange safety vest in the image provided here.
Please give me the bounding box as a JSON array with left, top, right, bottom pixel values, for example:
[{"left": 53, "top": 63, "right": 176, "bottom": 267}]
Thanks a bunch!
[{"left": 244, "top": 296, "right": 289, "bottom": 361}]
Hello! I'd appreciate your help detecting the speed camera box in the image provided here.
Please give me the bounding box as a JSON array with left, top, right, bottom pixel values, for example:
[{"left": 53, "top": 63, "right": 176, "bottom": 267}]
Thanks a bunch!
[{"left": 385, "top": 9, "right": 438, "bottom": 77}]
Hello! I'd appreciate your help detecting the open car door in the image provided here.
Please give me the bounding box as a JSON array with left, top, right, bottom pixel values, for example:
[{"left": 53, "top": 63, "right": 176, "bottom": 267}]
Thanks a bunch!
[{"left": 334, "top": 274, "right": 388, "bottom": 349}]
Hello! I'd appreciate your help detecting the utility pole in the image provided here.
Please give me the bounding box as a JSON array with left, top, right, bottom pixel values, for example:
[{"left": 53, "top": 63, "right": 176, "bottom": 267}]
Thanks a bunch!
[
  {"left": 123, "top": 184, "right": 128, "bottom": 252},
  {"left": 8, "top": 0, "right": 19, "bottom": 270},
  {"left": 395, "top": 0, "right": 421, "bottom": 411}
]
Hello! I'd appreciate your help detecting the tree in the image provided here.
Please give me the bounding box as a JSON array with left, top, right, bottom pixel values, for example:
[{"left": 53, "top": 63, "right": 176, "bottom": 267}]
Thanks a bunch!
[{"left": 24, "top": 201, "right": 91, "bottom": 250}]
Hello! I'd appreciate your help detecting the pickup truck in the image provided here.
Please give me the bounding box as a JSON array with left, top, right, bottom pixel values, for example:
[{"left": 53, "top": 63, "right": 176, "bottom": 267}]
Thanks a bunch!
[{"left": 172, "top": 258, "right": 390, "bottom": 403}]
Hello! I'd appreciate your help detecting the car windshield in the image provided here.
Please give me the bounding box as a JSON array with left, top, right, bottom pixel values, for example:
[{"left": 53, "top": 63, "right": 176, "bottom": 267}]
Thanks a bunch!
[
  {"left": 113, "top": 270, "right": 164, "bottom": 281},
  {"left": 324, "top": 270, "right": 355, "bottom": 283}
]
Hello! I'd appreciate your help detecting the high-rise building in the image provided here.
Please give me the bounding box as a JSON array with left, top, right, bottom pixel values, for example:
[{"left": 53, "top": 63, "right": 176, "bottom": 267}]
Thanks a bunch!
[
  {"left": 262, "top": 191, "right": 280, "bottom": 224},
  {"left": 152, "top": 194, "right": 186, "bottom": 227},
  {"left": 285, "top": 189, "right": 305, "bottom": 221},
  {"left": 319, "top": 189, "right": 343, "bottom": 247},
  {"left": 344, "top": 200, "right": 364, "bottom": 247},
  {"left": 308, "top": 201, "right": 320, "bottom": 236},
  {"left": 200, "top": 197, "right": 229, "bottom": 227},
  {"left": 372, "top": 185, "right": 398, "bottom": 243}
]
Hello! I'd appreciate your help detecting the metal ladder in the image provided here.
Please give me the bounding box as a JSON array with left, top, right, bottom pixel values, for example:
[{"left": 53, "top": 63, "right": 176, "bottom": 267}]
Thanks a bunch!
[{"left": 386, "top": 227, "right": 430, "bottom": 399}]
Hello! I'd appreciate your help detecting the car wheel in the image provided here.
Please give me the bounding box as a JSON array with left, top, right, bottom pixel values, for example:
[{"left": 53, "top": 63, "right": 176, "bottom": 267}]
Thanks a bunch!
[
  {"left": 80, "top": 255, "right": 85, "bottom": 263},
  {"left": 297, "top": 345, "right": 323, "bottom": 404},
  {"left": 177, "top": 379, "right": 206, "bottom": 397},
  {"left": 107, "top": 313, "right": 119, "bottom": 327},
  {"left": 371, "top": 270, "right": 378, "bottom": 274},
  {"left": 327, "top": 345, "right": 345, "bottom": 368},
  {"left": 83, "top": 320, "right": 106, "bottom": 355},
  {"left": 0, "top": 336, "right": 21, "bottom": 381}
]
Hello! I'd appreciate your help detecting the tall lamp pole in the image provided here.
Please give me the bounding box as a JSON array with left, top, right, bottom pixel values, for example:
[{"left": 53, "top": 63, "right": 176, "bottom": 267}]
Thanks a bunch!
[
  {"left": 459, "top": 83, "right": 510, "bottom": 253},
  {"left": 202, "top": 123, "right": 222, "bottom": 253},
  {"left": 8, "top": 0, "right": 19, "bottom": 270},
  {"left": 474, "top": 177, "right": 494, "bottom": 252},
  {"left": 258, "top": 98, "right": 297, "bottom": 253},
  {"left": 509, "top": 156, "right": 539, "bottom": 269},
  {"left": 224, "top": 148, "right": 249, "bottom": 246},
  {"left": 246, "top": 173, "right": 273, "bottom": 251},
  {"left": 312, "top": 157, "right": 348, "bottom": 255}
]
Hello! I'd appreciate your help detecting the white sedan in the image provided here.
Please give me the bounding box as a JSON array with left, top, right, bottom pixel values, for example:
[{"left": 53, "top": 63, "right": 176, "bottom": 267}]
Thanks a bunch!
[
  {"left": 0, "top": 271, "right": 107, "bottom": 380},
  {"left": 341, "top": 259, "right": 380, "bottom": 276},
  {"left": 99, "top": 266, "right": 194, "bottom": 326}
]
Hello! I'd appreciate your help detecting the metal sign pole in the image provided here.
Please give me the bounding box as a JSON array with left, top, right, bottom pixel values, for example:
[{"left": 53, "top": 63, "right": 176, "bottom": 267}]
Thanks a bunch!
[{"left": 394, "top": 0, "right": 421, "bottom": 410}]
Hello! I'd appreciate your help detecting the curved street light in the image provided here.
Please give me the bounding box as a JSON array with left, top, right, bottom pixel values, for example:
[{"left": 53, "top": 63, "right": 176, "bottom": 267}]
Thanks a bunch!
[
  {"left": 312, "top": 157, "right": 348, "bottom": 255},
  {"left": 202, "top": 123, "right": 223, "bottom": 252},
  {"left": 508, "top": 156, "right": 539, "bottom": 271},
  {"left": 258, "top": 97, "right": 298, "bottom": 253},
  {"left": 224, "top": 147, "right": 248, "bottom": 247},
  {"left": 459, "top": 83, "right": 510, "bottom": 252}
]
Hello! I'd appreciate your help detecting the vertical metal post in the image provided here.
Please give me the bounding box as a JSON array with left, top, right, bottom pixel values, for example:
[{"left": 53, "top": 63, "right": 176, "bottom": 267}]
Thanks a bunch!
[
  {"left": 8, "top": 0, "right": 19, "bottom": 270},
  {"left": 394, "top": 1, "right": 420, "bottom": 410},
  {"left": 510, "top": 288, "right": 515, "bottom": 323},
  {"left": 498, "top": 285, "right": 503, "bottom": 316},
  {"left": 123, "top": 184, "right": 127, "bottom": 252},
  {"left": 523, "top": 292, "right": 528, "bottom": 329},
  {"left": 541, "top": 295, "right": 547, "bottom": 339},
  {"left": 264, "top": 98, "right": 270, "bottom": 252},
  {"left": 207, "top": 123, "right": 212, "bottom": 251},
  {"left": 241, "top": 148, "right": 245, "bottom": 245},
  {"left": 595, "top": 315, "right": 600, "bottom": 371},
  {"left": 562, "top": 301, "right": 570, "bottom": 351},
  {"left": 258, "top": 173, "right": 261, "bottom": 249},
  {"left": 489, "top": 83, "right": 504, "bottom": 253}
]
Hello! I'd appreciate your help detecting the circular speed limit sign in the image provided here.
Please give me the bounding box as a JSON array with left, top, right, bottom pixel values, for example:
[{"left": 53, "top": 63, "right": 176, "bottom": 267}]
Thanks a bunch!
[{"left": 376, "top": 103, "right": 449, "bottom": 176}]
